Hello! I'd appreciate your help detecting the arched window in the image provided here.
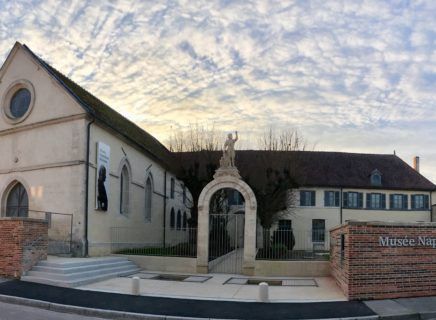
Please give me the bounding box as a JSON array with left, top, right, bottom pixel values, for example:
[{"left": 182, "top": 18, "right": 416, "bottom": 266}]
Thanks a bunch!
[
  {"left": 176, "top": 210, "right": 182, "bottom": 230},
  {"left": 120, "top": 165, "right": 130, "bottom": 215},
  {"left": 6, "top": 183, "right": 28, "bottom": 217},
  {"left": 182, "top": 212, "right": 187, "bottom": 230},
  {"left": 170, "top": 208, "right": 175, "bottom": 229},
  {"left": 145, "top": 177, "right": 152, "bottom": 222}
]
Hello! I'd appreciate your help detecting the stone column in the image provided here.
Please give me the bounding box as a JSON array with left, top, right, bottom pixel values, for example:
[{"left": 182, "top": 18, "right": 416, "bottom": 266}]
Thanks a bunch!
[{"left": 196, "top": 204, "right": 209, "bottom": 273}]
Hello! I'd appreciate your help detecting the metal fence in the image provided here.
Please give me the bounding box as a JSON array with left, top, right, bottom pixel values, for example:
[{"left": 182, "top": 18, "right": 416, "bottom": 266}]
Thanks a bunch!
[
  {"left": 256, "top": 228, "right": 330, "bottom": 260},
  {"left": 110, "top": 227, "right": 197, "bottom": 257},
  {"left": 29, "top": 210, "right": 73, "bottom": 255}
]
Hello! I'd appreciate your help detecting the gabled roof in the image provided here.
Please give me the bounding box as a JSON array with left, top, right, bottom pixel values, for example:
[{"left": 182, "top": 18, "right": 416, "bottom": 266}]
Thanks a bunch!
[
  {"left": 20, "top": 43, "right": 175, "bottom": 171},
  {"left": 175, "top": 150, "right": 436, "bottom": 191}
]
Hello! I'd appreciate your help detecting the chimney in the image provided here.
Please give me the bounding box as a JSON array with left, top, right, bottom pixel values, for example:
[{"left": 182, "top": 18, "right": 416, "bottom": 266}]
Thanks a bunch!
[{"left": 413, "top": 156, "right": 420, "bottom": 172}]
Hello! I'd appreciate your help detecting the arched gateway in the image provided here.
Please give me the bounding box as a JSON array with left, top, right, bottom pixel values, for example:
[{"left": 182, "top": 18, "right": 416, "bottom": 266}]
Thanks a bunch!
[{"left": 196, "top": 132, "right": 257, "bottom": 275}]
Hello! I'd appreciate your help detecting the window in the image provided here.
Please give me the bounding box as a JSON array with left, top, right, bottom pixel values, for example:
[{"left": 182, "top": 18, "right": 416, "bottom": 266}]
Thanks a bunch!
[
  {"left": 412, "top": 194, "right": 429, "bottom": 210},
  {"left": 312, "top": 219, "right": 325, "bottom": 242},
  {"left": 370, "top": 170, "right": 382, "bottom": 186},
  {"left": 182, "top": 185, "right": 186, "bottom": 204},
  {"left": 340, "top": 234, "right": 345, "bottom": 263},
  {"left": 343, "top": 192, "right": 363, "bottom": 208},
  {"left": 366, "top": 193, "right": 386, "bottom": 209},
  {"left": 390, "top": 194, "right": 408, "bottom": 210},
  {"left": 324, "top": 191, "right": 340, "bottom": 207},
  {"left": 120, "top": 165, "right": 130, "bottom": 215},
  {"left": 145, "top": 177, "right": 152, "bottom": 222},
  {"left": 176, "top": 210, "right": 182, "bottom": 230},
  {"left": 2, "top": 80, "right": 35, "bottom": 124},
  {"left": 183, "top": 212, "right": 187, "bottom": 230},
  {"left": 170, "top": 178, "right": 175, "bottom": 199},
  {"left": 300, "top": 190, "right": 315, "bottom": 206},
  {"left": 170, "top": 208, "right": 175, "bottom": 229},
  {"left": 6, "top": 183, "right": 28, "bottom": 217}
]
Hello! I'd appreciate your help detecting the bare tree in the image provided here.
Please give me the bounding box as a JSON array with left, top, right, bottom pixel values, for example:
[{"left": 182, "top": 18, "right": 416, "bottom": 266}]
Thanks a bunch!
[
  {"left": 168, "top": 123, "right": 223, "bottom": 152},
  {"left": 258, "top": 127, "right": 312, "bottom": 151}
]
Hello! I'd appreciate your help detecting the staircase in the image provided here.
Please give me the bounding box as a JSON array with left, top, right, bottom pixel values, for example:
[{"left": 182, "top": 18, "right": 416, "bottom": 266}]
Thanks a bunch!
[{"left": 21, "top": 256, "right": 140, "bottom": 287}]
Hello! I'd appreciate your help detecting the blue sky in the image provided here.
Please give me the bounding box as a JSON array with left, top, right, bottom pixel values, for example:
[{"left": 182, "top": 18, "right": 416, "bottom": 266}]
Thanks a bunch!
[{"left": 1, "top": 0, "right": 436, "bottom": 181}]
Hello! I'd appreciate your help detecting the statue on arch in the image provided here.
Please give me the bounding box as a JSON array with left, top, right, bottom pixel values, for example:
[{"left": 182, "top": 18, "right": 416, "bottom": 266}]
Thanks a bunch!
[{"left": 221, "top": 131, "right": 238, "bottom": 168}]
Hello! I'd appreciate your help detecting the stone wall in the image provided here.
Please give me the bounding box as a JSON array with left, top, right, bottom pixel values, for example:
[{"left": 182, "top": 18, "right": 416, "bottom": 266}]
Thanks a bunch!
[
  {"left": 0, "top": 218, "right": 48, "bottom": 278},
  {"left": 330, "top": 221, "right": 436, "bottom": 300}
]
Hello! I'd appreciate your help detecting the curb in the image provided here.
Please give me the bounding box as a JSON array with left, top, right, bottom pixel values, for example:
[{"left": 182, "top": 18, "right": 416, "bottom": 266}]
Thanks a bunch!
[
  {"left": 0, "top": 293, "right": 380, "bottom": 320},
  {"left": 0, "top": 294, "right": 203, "bottom": 320}
]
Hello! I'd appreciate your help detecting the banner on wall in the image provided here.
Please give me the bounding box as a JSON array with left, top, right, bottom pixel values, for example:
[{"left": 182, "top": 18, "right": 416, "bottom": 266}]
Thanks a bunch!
[{"left": 96, "top": 142, "right": 110, "bottom": 211}]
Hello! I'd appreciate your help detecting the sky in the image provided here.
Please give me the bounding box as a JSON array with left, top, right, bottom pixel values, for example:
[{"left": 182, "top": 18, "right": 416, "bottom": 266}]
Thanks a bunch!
[{"left": 1, "top": 0, "right": 436, "bottom": 181}]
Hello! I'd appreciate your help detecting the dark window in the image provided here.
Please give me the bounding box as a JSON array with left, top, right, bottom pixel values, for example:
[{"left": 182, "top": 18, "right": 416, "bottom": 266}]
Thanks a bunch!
[
  {"left": 300, "top": 190, "right": 315, "bottom": 206},
  {"left": 182, "top": 185, "right": 186, "bottom": 204},
  {"left": 340, "top": 234, "right": 345, "bottom": 263},
  {"left": 343, "top": 192, "right": 363, "bottom": 208},
  {"left": 170, "top": 208, "right": 175, "bottom": 229},
  {"left": 6, "top": 183, "right": 28, "bottom": 217},
  {"left": 145, "top": 177, "right": 152, "bottom": 222},
  {"left": 120, "top": 166, "right": 130, "bottom": 214},
  {"left": 170, "top": 178, "right": 175, "bottom": 199},
  {"left": 390, "top": 194, "right": 408, "bottom": 210},
  {"left": 312, "top": 219, "right": 325, "bottom": 242},
  {"left": 182, "top": 212, "right": 187, "bottom": 230},
  {"left": 176, "top": 210, "right": 182, "bottom": 230},
  {"left": 324, "top": 191, "right": 340, "bottom": 207},
  {"left": 366, "top": 193, "right": 386, "bottom": 209},
  {"left": 370, "top": 172, "right": 382, "bottom": 186},
  {"left": 412, "top": 194, "right": 429, "bottom": 210},
  {"left": 9, "top": 88, "right": 31, "bottom": 118}
]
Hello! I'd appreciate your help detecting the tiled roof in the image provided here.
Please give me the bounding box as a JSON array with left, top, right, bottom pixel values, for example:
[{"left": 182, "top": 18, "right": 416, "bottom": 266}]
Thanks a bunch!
[
  {"left": 22, "top": 44, "right": 176, "bottom": 171},
  {"left": 175, "top": 150, "right": 436, "bottom": 191}
]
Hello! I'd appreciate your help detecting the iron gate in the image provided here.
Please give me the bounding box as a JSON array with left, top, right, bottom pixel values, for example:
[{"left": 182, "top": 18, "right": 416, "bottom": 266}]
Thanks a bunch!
[{"left": 208, "top": 213, "right": 245, "bottom": 274}]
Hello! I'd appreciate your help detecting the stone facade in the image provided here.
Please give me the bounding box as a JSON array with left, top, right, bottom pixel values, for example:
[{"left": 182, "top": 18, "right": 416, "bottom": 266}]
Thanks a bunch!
[
  {"left": 331, "top": 221, "right": 436, "bottom": 300},
  {"left": 0, "top": 217, "right": 48, "bottom": 278}
]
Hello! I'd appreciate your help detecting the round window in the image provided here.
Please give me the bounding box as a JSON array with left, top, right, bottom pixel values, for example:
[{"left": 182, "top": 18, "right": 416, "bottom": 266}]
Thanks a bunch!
[
  {"left": 1, "top": 80, "right": 35, "bottom": 124},
  {"left": 9, "top": 88, "right": 31, "bottom": 119}
]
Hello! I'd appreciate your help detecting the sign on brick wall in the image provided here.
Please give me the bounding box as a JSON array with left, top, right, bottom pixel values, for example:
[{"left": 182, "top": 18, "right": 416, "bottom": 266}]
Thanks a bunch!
[{"left": 331, "top": 221, "right": 436, "bottom": 300}]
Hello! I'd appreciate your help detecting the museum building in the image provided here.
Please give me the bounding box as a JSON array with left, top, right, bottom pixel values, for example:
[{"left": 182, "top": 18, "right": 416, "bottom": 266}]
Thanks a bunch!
[{"left": 0, "top": 42, "right": 435, "bottom": 259}]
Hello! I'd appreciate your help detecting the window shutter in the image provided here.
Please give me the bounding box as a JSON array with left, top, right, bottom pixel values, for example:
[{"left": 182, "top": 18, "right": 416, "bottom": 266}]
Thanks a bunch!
[
  {"left": 411, "top": 195, "right": 416, "bottom": 209},
  {"left": 366, "top": 193, "right": 371, "bottom": 209},
  {"left": 300, "top": 191, "right": 305, "bottom": 206},
  {"left": 424, "top": 195, "right": 429, "bottom": 209},
  {"left": 311, "top": 191, "right": 316, "bottom": 206},
  {"left": 343, "top": 192, "right": 348, "bottom": 207},
  {"left": 335, "top": 191, "right": 340, "bottom": 207},
  {"left": 358, "top": 193, "right": 363, "bottom": 208},
  {"left": 324, "top": 191, "right": 328, "bottom": 207},
  {"left": 381, "top": 194, "right": 386, "bottom": 209},
  {"left": 403, "top": 195, "right": 408, "bottom": 210},
  {"left": 389, "top": 194, "right": 394, "bottom": 210}
]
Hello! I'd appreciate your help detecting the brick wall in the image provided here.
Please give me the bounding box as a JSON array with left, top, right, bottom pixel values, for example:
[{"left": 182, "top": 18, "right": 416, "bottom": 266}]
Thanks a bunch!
[
  {"left": 331, "top": 221, "right": 436, "bottom": 300},
  {"left": 0, "top": 218, "right": 48, "bottom": 278}
]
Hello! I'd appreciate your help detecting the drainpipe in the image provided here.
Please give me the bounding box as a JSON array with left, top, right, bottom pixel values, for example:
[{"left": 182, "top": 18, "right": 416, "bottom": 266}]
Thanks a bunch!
[
  {"left": 163, "top": 171, "right": 167, "bottom": 248},
  {"left": 84, "top": 118, "right": 95, "bottom": 257},
  {"left": 340, "top": 187, "right": 343, "bottom": 225}
]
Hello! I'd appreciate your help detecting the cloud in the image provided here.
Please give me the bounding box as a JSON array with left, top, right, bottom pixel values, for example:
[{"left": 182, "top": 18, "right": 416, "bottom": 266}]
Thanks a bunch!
[{"left": 1, "top": 0, "right": 436, "bottom": 180}]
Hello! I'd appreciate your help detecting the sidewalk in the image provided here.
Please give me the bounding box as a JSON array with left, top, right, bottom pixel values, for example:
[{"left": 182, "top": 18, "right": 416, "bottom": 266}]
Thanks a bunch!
[{"left": 0, "top": 280, "right": 375, "bottom": 319}]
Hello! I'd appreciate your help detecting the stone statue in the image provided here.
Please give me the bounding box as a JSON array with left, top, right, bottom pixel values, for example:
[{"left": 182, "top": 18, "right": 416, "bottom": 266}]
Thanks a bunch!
[
  {"left": 215, "top": 131, "right": 241, "bottom": 179},
  {"left": 221, "top": 131, "right": 238, "bottom": 167}
]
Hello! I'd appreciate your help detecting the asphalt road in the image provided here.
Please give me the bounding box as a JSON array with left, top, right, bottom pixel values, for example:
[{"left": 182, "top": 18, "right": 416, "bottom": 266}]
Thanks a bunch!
[{"left": 0, "top": 301, "right": 105, "bottom": 320}]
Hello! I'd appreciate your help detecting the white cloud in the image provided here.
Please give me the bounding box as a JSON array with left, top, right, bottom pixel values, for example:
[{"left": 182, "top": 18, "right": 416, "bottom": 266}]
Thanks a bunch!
[{"left": 1, "top": 0, "right": 436, "bottom": 180}]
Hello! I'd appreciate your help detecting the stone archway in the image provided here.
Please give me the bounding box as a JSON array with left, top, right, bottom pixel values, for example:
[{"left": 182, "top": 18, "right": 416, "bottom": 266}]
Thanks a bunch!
[{"left": 196, "top": 174, "right": 257, "bottom": 275}]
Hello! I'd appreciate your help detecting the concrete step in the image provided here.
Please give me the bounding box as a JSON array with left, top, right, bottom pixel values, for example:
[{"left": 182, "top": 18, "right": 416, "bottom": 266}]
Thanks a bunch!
[
  {"left": 21, "top": 257, "right": 140, "bottom": 287},
  {"left": 27, "top": 264, "right": 138, "bottom": 281},
  {"left": 21, "top": 266, "right": 139, "bottom": 287},
  {"left": 31, "top": 260, "right": 134, "bottom": 274}
]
